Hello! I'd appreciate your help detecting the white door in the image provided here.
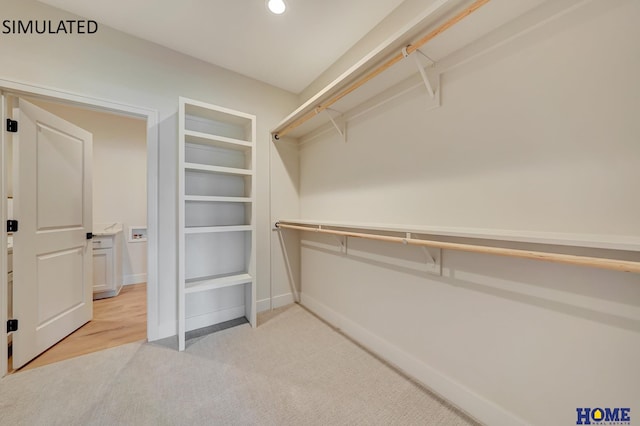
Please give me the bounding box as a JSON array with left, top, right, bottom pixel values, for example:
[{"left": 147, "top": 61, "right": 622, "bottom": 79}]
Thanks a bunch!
[{"left": 11, "top": 98, "right": 93, "bottom": 369}]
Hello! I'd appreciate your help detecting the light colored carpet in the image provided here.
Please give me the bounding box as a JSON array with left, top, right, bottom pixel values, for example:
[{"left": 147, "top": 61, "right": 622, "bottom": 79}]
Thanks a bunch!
[{"left": 0, "top": 304, "right": 479, "bottom": 426}]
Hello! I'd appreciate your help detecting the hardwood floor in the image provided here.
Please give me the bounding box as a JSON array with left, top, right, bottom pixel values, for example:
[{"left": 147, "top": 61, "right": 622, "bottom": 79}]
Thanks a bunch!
[{"left": 15, "top": 283, "right": 147, "bottom": 372}]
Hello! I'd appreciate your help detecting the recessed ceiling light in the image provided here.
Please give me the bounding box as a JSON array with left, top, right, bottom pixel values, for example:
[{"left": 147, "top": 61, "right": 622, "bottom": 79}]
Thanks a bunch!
[{"left": 266, "top": 0, "right": 286, "bottom": 15}]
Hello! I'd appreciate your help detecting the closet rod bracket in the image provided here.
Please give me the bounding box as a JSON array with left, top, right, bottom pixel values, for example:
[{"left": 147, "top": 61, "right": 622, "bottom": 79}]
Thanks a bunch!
[
  {"left": 320, "top": 108, "right": 347, "bottom": 142},
  {"left": 402, "top": 46, "right": 437, "bottom": 98},
  {"left": 421, "top": 246, "right": 436, "bottom": 264},
  {"left": 404, "top": 232, "right": 440, "bottom": 273},
  {"left": 332, "top": 234, "right": 347, "bottom": 253}
]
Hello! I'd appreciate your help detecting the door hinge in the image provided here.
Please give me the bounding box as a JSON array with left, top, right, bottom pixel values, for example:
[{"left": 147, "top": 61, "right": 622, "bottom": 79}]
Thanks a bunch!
[
  {"left": 86, "top": 232, "right": 93, "bottom": 240},
  {"left": 7, "top": 319, "right": 18, "bottom": 333},
  {"left": 7, "top": 220, "right": 18, "bottom": 233},
  {"left": 6, "top": 119, "right": 18, "bottom": 133}
]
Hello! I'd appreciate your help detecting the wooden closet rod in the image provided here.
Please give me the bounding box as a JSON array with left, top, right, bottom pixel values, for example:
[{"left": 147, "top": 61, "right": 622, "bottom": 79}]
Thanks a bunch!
[
  {"left": 274, "top": 0, "right": 491, "bottom": 140},
  {"left": 275, "top": 223, "right": 640, "bottom": 274}
]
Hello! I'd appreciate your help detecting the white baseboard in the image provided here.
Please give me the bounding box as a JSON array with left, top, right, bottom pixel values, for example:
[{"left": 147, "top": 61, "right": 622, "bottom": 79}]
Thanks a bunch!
[
  {"left": 123, "top": 273, "right": 147, "bottom": 285},
  {"left": 153, "top": 305, "right": 247, "bottom": 340},
  {"left": 185, "top": 305, "right": 246, "bottom": 332},
  {"left": 257, "top": 292, "right": 295, "bottom": 312},
  {"left": 301, "top": 292, "right": 527, "bottom": 426},
  {"left": 154, "top": 295, "right": 293, "bottom": 341},
  {"left": 257, "top": 298, "right": 271, "bottom": 313}
]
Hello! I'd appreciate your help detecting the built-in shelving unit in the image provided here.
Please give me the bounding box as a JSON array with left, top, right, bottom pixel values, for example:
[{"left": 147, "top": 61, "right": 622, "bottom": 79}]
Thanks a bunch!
[{"left": 178, "top": 97, "right": 256, "bottom": 351}]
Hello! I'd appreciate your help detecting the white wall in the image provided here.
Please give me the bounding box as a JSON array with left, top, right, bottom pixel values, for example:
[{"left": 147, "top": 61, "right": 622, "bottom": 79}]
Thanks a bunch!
[
  {"left": 301, "top": 1, "right": 640, "bottom": 235},
  {"left": 30, "top": 100, "right": 148, "bottom": 285},
  {"left": 296, "top": 1, "right": 640, "bottom": 424},
  {"left": 268, "top": 138, "right": 301, "bottom": 311},
  {"left": 0, "top": 0, "right": 298, "bottom": 339},
  {"left": 299, "top": 0, "right": 447, "bottom": 103}
]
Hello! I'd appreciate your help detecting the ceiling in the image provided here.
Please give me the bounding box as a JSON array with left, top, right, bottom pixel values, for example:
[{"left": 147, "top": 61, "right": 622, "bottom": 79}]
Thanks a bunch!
[{"left": 38, "top": 0, "right": 407, "bottom": 94}]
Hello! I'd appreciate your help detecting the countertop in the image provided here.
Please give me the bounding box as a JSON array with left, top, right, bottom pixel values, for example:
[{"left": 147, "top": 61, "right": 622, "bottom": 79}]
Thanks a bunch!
[{"left": 94, "top": 223, "right": 123, "bottom": 236}]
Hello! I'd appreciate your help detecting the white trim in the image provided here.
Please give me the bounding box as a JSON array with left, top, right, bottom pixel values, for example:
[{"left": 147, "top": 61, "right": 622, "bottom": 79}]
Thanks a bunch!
[
  {"left": 185, "top": 305, "right": 246, "bottom": 332},
  {"left": 257, "top": 292, "right": 295, "bottom": 312},
  {"left": 157, "top": 321, "right": 176, "bottom": 341},
  {"left": 1, "top": 93, "right": 8, "bottom": 377},
  {"left": 0, "top": 78, "right": 152, "bottom": 119},
  {"left": 123, "top": 273, "right": 148, "bottom": 286},
  {"left": 178, "top": 98, "right": 186, "bottom": 349},
  {"left": 301, "top": 292, "right": 528, "bottom": 426},
  {"left": 0, "top": 77, "right": 160, "bottom": 352},
  {"left": 257, "top": 298, "right": 271, "bottom": 313}
]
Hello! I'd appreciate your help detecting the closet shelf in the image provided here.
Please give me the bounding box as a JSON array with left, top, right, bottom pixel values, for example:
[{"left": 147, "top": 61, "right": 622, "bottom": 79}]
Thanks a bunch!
[
  {"left": 185, "top": 273, "right": 253, "bottom": 294},
  {"left": 184, "top": 195, "right": 253, "bottom": 203},
  {"left": 270, "top": 0, "right": 573, "bottom": 141},
  {"left": 184, "top": 225, "right": 252, "bottom": 234},
  {"left": 276, "top": 220, "right": 640, "bottom": 274},
  {"left": 270, "top": 0, "right": 480, "bottom": 140},
  {"left": 184, "top": 162, "right": 253, "bottom": 176},
  {"left": 185, "top": 129, "right": 252, "bottom": 151},
  {"left": 277, "top": 219, "right": 640, "bottom": 252}
]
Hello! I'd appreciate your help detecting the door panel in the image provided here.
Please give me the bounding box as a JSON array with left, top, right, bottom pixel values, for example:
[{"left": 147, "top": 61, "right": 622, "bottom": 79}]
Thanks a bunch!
[
  {"left": 36, "top": 124, "right": 85, "bottom": 229},
  {"left": 12, "top": 98, "right": 93, "bottom": 369},
  {"left": 37, "top": 248, "right": 85, "bottom": 325}
]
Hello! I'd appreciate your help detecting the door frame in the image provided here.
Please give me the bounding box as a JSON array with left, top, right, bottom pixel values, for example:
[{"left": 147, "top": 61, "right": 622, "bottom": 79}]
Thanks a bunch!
[{"left": 0, "top": 78, "right": 159, "bottom": 377}]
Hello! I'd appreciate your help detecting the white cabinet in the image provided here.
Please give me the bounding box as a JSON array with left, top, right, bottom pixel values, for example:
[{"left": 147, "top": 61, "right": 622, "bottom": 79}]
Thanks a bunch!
[
  {"left": 178, "top": 97, "right": 256, "bottom": 351},
  {"left": 92, "top": 228, "right": 123, "bottom": 299},
  {"left": 92, "top": 246, "right": 113, "bottom": 294}
]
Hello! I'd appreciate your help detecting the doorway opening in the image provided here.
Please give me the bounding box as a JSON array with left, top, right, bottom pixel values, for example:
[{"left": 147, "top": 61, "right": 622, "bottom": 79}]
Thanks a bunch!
[
  {"left": 14, "top": 98, "right": 147, "bottom": 371},
  {"left": 1, "top": 81, "right": 159, "bottom": 377}
]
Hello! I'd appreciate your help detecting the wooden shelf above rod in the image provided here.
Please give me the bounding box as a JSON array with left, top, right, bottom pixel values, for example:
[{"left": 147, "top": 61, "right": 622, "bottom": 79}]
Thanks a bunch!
[
  {"left": 272, "top": 0, "right": 490, "bottom": 141},
  {"left": 275, "top": 221, "right": 640, "bottom": 274}
]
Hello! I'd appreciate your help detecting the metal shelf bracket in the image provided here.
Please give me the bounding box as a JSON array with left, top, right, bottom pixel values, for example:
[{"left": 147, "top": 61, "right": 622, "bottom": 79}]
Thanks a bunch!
[
  {"left": 405, "top": 233, "right": 437, "bottom": 265},
  {"left": 319, "top": 107, "right": 347, "bottom": 142},
  {"left": 332, "top": 234, "right": 347, "bottom": 254},
  {"left": 402, "top": 47, "right": 437, "bottom": 98},
  {"left": 421, "top": 246, "right": 436, "bottom": 264}
]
